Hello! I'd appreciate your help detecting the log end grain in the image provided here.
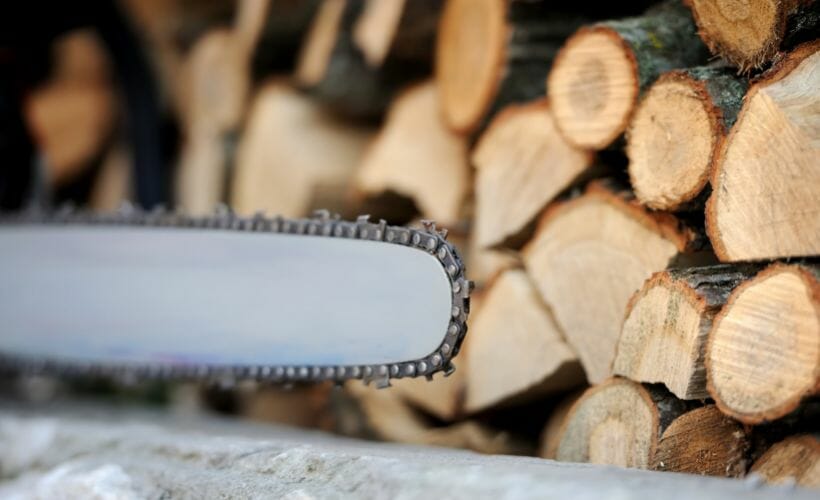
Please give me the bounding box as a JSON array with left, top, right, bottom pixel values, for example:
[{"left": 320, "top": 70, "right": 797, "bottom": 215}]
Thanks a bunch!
[
  {"left": 555, "top": 378, "right": 660, "bottom": 468},
  {"left": 706, "top": 41, "right": 820, "bottom": 262},
  {"left": 751, "top": 435, "right": 820, "bottom": 488},
  {"left": 436, "top": 0, "right": 507, "bottom": 133},
  {"left": 626, "top": 72, "right": 722, "bottom": 211},
  {"left": 547, "top": 27, "right": 639, "bottom": 149},
  {"left": 686, "top": 0, "right": 801, "bottom": 72},
  {"left": 614, "top": 272, "right": 713, "bottom": 400},
  {"left": 473, "top": 99, "right": 594, "bottom": 249},
  {"left": 464, "top": 269, "right": 583, "bottom": 413},
  {"left": 706, "top": 263, "right": 820, "bottom": 424},
  {"left": 356, "top": 81, "right": 470, "bottom": 227},
  {"left": 651, "top": 405, "right": 749, "bottom": 477}
]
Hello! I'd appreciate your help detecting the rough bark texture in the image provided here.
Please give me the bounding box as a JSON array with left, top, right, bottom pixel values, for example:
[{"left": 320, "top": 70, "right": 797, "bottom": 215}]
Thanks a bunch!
[
  {"left": 651, "top": 405, "right": 750, "bottom": 477},
  {"left": 627, "top": 66, "right": 747, "bottom": 211},
  {"left": 555, "top": 378, "right": 692, "bottom": 469},
  {"left": 686, "top": 0, "right": 820, "bottom": 73},
  {"left": 706, "top": 41, "right": 820, "bottom": 261},
  {"left": 549, "top": 0, "right": 710, "bottom": 149},
  {"left": 706, "top": 263, "right": 820, "bottom": 424},
  {"left": 613, "top": 264, "right": 763, "bottom": 400},
  {"left": 2, "top": 406, "right": 814, "bottom": 499}
]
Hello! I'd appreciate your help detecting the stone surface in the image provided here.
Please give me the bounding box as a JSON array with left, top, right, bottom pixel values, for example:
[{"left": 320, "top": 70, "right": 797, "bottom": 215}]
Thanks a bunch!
[{"left": 0, "top": 402, "right": 815, "bottom": 499}]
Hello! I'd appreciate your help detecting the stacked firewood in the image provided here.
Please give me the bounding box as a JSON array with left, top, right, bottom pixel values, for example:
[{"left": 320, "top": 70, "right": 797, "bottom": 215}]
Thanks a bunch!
[{"left": 28, "top": 0, "right": 818, "bottom": 488}]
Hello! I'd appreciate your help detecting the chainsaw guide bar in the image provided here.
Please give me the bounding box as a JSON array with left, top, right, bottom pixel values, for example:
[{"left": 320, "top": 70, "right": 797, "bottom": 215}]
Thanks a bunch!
[{"left": 0, "top": 205, "right": 472, "bottom": 388}]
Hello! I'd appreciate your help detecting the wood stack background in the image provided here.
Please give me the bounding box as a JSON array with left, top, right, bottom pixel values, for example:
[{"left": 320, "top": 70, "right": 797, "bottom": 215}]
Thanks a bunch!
[{"left": 25, "top": 0, "right": 819, "bottom": 489}]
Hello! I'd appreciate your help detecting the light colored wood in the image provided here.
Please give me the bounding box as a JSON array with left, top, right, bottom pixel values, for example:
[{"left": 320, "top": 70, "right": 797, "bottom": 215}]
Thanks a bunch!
[
  {"left": 651, "top": 405, "right": 749, "bottom": 477},
  {"left": 473, "top": 100, "right": 594, "bottom": 248},
  {"left": 685, "top": 0, "right": 812, "bottom": 72},
  {"left": 391, "top": 360, "right": 465, "bottom": 421},
  {"left": 24, "top": 30, "right": 115, "bottom": 186},
  {"left": 627, "top": 68, "right": 746, "bottom": 211},
  {"left": 547, "top": 2, "right": 708, "bottom": 149},
  {"left": 296, "top": 0, "right": 347, "bottom": 86},
  {"left": 356, "top": 82, "right": 470, "bottom": 227},
  {"left": 706, "top": 263, "right": 820, "bottom": 424},
  {"left": 538, "top": 389, "right": 585, "bottom": 460},
  {"left": 464, "top": 269, "right": 583, "bottom": 413},
  {"left": 353, "top": 0, "right": 406, "bottom": 66},
  {"left": 706, "top": 41, "right": 820, "bottom": 261},
  {"left": 240, "top": 384, "right": 332, "bottom": 430},
  {"left": 436, "top": 0, "right": 507, "bottom": 133},
  {"left": 555, "top": 378, "right": 686, "bottom": 468},
  {"left": 89, "top": 143, "right": 132, "bottom": 211},
  {"left": 613, "top": 265, "right": 760, "bottom": 400},
  {"left": 232, "top": 81, "right": 375, "bottom": 217},
  {"left": 523, "top": 182, "right": 695, "bottom": 383},
  {"left": 346, "top": 381, "right": 529, "bottom": 455},
  {"left": 751, "top": 435, "right": 820, "bottom": 488}
]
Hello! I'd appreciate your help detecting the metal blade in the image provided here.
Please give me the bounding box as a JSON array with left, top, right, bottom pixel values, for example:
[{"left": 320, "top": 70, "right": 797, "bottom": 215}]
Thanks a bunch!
[{"left": 0, "top": 209, "right": 471, "bottom": 386}]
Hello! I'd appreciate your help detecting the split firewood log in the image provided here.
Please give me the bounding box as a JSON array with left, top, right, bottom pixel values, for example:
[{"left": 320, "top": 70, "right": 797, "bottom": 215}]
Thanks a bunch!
[
  {"left": 231, "top": 81, "right": 375, "bottom": 218},
  {"left": 750, "top": 435, "right": 820, "bottom": 488},
  {"left": 685, "top": 0, "right": 820, "bottom": 73},
  {"left": 547, "top": 1, "right": 709, "bottom": 149},
  {"left": 554, "top": 378, "right": 690, "bottom": 468},
  {"left": 463, "top": 269, "right": 583, "bottom": 413},
  {"left": 523, "top": 181, "right": 702, "bottom": 384},
  {"left": 89, "top": 142, "right": 131, "bottom": 211},
  {"left": 626, "top": 67, "right": 747, "bottom": 211},
  {"left": 651, "top": 405, "right": 750, "bottom": 477},
  {"left": 436, "top": 0, "right": 591, "bottom": 135},
  {"left": 296, "top": 0, "right": 440, "bottom": 119},
  {"left": 346, "top": 381, "right": 531, "bottom": 454},
  {"left": 472, "top": 99, "right": 594, "bottom": 249},
  {"left": 612, "top": 264, "right": 762, "bottom": 400},
  {"left": 706, "top": 262, "right": 819, "bottom": 424},
  {"left": 355, "top": 81, "right": 470, "bottom": 227},
  {"left": 706, "top": 41, "right": 820, "bottom": 261}
]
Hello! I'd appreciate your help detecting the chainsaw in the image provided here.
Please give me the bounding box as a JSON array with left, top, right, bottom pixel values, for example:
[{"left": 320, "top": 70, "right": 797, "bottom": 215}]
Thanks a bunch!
[{"left": 0, "top": 206, "right": 470, "bottom": 388}]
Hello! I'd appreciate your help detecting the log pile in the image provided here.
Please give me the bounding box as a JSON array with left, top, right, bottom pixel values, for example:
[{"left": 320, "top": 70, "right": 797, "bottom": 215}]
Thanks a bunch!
[{"left": 24, "top": 0, "right": 819, "bottom": 489}]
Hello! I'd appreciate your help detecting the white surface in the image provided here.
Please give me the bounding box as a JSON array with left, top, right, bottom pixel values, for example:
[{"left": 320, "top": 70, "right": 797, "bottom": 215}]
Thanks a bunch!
[{"left": 0, "top": 226, "right": 452, "bottom": 366}]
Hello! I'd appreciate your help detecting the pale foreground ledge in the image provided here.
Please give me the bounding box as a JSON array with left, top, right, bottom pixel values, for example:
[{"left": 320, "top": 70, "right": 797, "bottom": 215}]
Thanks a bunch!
[{"left": 0, "top": 404, "right": 816, "bottom": 499}]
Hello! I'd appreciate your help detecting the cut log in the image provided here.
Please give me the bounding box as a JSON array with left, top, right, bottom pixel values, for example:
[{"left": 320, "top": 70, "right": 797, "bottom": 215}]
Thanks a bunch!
[
  {"left": 706, "top": 41, "right": 820, "bottom": 261},
  {"left": 523, "top": 181, "right": 700, "bottom": 383},
  {"left": 651, "top": 405, "right": 749, "bottom": 477},
  {"left": 473, "top": 99, "right": 595, "bottom": 249},
  {"left": 232, "top": 81, "right": 375, "bottom": 217},
  {"left": 555, "top": 378, "right": 690, "bottom": 468},
  {"left": 626, "top": 67, "right": 747, "bottom": 211},
  {"left": 239, "top": 384, "right": 333, "bottom": 430},
  {"left": 296, "top": 0, "right": 439, "bottom": 119},
  {"left": 538, "top": 389, "right": 585, "bottom": 460},
  {"left": 706, "top": 263, "right": 820, "bottom": 424},
  {"left": 355, "top": 81, "right": 470, "bottom": 227},
  {"left": 346, "top": 381, "right": 531, "bottom": 454},
  {"left": 547, "top": 1, "right": 708, "bottom": 150},
  {"left": 686, "top": 0, "right": 820, "bottom": 73},
  {"left": 464, "top": 269, "right": 583, "bottom": 413},
  {"left": 751, "top": 435, "right": 820, "bottom": 488},
  {"left": 436, "top": 0, "right": 588, "bottom": 134},
  {"left": 24, "top": 30, "right": 116, "bottom": 186},
  {"left": 613, "top": 264, "right": 762, "bottom": 400}
]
